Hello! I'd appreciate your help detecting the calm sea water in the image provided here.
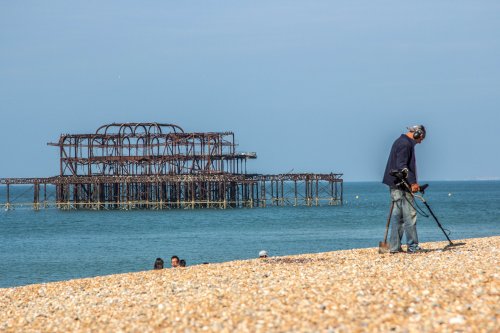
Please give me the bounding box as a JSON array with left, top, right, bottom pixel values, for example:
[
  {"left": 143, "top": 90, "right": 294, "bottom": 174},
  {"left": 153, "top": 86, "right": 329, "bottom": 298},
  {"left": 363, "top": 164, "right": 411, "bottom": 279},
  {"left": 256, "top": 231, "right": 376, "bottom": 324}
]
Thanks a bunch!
[{"left": 1, "top": 181, "right": 499, "bottom": 288}]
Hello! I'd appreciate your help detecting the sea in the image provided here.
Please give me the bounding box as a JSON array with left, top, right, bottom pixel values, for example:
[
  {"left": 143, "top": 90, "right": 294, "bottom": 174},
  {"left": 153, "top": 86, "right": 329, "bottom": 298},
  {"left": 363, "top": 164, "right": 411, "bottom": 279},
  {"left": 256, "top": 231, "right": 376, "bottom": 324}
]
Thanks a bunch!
[{"left": 1, "top": 181, "right": 499, "bottom": 288}]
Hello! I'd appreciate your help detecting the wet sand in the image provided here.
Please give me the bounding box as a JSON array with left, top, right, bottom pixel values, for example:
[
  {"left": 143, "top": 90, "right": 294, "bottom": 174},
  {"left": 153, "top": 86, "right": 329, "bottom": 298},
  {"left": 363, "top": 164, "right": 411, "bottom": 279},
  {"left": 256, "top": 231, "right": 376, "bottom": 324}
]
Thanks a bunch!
[{"left": 1, "top": 236, "right": 498, "bottom": 332}]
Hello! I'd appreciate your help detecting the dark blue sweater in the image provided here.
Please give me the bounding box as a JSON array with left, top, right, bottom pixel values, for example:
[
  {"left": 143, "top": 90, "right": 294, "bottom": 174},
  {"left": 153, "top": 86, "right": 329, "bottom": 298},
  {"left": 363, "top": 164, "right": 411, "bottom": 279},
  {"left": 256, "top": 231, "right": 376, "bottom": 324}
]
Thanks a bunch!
[{"left": 383, "top": 134, "right": 418, "bottom": 187}]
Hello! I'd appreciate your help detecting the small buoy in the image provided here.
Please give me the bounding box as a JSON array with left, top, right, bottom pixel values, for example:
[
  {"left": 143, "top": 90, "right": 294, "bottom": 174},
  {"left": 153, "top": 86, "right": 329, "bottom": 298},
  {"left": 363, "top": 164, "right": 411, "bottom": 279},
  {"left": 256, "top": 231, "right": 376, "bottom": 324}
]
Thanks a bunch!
[
  {"left": 448, "top": 193, "right": 452, "bottom": 196},
  {"left": 355, "top": 195, "right": 359, "bottom": 199}
]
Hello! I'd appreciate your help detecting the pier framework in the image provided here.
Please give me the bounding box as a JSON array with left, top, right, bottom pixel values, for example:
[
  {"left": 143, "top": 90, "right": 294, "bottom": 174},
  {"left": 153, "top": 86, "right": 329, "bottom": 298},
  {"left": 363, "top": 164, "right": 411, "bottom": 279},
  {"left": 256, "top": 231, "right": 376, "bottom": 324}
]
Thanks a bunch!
[{"left": 0, "top": 123, "right": 343, "bottom": 210}]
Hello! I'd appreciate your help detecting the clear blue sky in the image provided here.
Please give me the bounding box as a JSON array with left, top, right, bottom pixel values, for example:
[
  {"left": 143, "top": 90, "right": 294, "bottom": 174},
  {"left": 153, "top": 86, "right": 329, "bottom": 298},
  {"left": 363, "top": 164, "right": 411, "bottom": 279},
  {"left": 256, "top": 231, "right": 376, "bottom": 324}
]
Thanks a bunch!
[{"left": 1, "top": 1, "right": 499, "bottom": 181}]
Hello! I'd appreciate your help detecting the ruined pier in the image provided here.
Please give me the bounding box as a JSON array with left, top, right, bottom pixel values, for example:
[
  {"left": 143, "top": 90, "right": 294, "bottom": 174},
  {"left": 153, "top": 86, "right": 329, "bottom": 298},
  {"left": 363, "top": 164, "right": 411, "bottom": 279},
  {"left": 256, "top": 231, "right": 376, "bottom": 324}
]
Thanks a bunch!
[{"left": 0, "top": 123, "right": 343, "bottom": 210}]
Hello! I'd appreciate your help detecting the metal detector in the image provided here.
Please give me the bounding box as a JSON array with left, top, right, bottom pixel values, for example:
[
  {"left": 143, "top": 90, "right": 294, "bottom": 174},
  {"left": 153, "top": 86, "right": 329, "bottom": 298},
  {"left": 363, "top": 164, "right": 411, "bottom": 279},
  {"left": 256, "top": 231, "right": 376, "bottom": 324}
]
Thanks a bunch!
[
  {"left": 389, "top": 170, "right": 465, "bottom": 250},
  {"left": 411, "top": 185, "right": 461, "bottom": 249}
]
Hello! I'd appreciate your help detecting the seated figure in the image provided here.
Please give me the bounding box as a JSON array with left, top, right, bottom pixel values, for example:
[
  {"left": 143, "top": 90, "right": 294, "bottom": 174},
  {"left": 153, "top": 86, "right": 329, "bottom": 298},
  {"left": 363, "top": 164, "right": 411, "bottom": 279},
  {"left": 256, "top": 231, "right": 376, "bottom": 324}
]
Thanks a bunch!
[{"left": 154, "top": 258, "right": 164, "bottom": 270}]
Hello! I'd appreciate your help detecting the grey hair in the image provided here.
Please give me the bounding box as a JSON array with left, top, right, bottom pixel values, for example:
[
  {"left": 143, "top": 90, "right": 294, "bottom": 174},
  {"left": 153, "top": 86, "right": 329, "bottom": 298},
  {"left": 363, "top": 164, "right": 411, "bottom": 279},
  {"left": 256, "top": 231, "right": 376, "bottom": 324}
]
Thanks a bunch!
[{"left": 407, "top": 125, "right": 425, "bottom": 132}]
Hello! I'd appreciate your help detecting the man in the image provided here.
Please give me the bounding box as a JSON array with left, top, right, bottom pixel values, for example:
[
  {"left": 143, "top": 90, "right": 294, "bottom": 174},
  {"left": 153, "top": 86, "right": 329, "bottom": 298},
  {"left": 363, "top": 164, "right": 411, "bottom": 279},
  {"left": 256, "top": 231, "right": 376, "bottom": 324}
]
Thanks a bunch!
[
  {"left": 382, "top": 125, "right": 426, "bottom": 254},
  {"left": 171, "top": 255, "right": 180, "bottom": 268}
]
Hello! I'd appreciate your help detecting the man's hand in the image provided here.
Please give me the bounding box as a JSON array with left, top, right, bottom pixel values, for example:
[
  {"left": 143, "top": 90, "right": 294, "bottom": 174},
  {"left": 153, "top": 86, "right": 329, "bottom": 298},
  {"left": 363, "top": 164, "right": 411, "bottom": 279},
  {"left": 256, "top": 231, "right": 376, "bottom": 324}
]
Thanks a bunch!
[{"left": 411, "top": 183, "right": 420, "bottom": 193}]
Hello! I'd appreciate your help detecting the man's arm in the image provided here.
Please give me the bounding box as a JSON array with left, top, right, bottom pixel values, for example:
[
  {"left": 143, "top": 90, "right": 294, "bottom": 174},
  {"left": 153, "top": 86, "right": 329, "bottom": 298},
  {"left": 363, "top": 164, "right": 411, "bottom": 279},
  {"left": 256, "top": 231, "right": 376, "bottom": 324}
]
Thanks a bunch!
[{"left": 395, "top": 145, "right": 418, "bottom": 190}]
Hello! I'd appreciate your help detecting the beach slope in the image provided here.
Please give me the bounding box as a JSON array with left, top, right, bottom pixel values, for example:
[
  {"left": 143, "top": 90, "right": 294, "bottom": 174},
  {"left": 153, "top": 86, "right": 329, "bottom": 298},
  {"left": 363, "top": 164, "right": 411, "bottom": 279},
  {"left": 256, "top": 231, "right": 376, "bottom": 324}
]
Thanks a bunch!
[{"left": 1, "top": 236, "right": 498, "bottom": 332}]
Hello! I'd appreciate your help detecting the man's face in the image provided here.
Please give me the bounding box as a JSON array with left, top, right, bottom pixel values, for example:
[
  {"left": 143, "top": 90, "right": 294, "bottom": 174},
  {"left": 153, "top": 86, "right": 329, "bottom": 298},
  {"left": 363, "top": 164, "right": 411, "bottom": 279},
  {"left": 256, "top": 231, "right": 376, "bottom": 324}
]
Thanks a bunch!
[{"left": 171, "top": 258, "right": 179, "bottom": 267}]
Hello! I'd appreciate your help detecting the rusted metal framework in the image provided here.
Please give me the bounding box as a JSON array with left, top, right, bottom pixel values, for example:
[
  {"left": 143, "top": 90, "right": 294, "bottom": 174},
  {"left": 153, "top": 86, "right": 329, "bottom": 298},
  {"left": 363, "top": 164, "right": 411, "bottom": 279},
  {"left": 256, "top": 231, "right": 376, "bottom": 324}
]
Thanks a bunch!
[
  {"left": 48, "top": 123, "right": 252, "bottom": 177},
  {"left": 0, "top": 123, "right": 343, "bottom": 210}
]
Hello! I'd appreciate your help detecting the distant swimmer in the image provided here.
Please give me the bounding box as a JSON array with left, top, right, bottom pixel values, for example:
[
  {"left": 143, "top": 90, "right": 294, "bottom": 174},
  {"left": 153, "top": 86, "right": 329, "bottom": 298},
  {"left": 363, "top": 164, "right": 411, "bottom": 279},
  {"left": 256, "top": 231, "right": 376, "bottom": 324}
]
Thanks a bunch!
[
  {"left": 171, "top": 255, "right": 180, "bottom": 268},
  {"left": 153, "top": 258, "right": 164, "bottom": 270}
]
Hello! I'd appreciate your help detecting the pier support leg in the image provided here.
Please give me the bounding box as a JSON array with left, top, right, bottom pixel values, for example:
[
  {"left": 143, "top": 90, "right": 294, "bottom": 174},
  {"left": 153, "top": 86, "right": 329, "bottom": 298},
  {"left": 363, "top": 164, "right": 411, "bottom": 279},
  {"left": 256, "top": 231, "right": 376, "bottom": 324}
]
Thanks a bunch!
[{"left": 6, "top": 183, "right": 10, "bottom": 211}]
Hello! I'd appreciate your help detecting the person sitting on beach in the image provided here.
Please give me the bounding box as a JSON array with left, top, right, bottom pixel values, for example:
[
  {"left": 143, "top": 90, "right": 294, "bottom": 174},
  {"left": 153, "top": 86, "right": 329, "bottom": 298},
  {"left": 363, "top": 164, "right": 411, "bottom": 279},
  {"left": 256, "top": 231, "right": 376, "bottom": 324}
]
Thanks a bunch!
[
  {"left": 153, "top": 258, "right": 164, "bottom": 270},
  {"left": 171, "top": 255, "right": 180, "bottom": 268},
  {"left": 259, "top": 250, "right": 268, "bottom": 258},
  {"left": 179, "top": 259, "right": 186, "bottom": 267}
]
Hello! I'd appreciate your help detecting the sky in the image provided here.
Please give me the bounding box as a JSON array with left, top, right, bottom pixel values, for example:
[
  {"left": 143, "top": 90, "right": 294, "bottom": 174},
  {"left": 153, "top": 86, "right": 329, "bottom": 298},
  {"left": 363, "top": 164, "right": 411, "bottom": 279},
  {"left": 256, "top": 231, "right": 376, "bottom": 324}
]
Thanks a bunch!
[{"left": 1, "top": 1, "right": 499, "bottom": 182}]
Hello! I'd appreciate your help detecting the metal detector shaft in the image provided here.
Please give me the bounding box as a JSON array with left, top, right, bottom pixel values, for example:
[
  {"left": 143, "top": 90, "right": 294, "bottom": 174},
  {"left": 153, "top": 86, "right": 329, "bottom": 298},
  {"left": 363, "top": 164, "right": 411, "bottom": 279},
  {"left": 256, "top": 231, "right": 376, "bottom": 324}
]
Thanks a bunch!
[{"left": 420, "top": 200, "right": 454, "bottom": 245}]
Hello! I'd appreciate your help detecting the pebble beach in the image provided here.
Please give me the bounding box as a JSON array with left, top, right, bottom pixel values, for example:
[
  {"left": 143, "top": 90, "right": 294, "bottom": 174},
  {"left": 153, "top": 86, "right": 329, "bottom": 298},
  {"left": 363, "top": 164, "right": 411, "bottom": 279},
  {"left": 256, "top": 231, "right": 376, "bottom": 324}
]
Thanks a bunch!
[{"left": 1, "top": 236, "right": 498, "bottom": 332}]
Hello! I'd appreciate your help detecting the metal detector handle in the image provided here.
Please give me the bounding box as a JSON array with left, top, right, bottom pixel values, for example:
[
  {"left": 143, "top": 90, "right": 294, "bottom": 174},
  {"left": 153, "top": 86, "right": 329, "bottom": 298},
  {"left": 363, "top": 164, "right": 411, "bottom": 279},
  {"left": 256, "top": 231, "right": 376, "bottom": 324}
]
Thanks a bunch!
[{"left": 395, "top": 178, "right": 413, "bottom": 194}]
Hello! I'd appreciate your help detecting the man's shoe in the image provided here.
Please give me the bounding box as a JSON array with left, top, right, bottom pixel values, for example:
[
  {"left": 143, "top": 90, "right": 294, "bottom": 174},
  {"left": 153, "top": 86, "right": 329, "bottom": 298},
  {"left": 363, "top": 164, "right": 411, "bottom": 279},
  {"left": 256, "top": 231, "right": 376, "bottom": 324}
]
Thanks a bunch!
[{"left": 407, "top": 247, "right": 427, "bottom": 254}]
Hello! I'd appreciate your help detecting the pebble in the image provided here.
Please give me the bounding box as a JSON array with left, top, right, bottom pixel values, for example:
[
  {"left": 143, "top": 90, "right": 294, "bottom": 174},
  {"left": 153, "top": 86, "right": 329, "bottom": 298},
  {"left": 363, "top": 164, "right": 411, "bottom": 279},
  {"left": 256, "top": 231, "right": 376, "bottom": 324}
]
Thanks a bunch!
[
  {"left": 0, "top": 236, "right": 498, "bottom": 332},
  {"left": 449, "top": 315, "right": 466, "bottom": 324}
]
